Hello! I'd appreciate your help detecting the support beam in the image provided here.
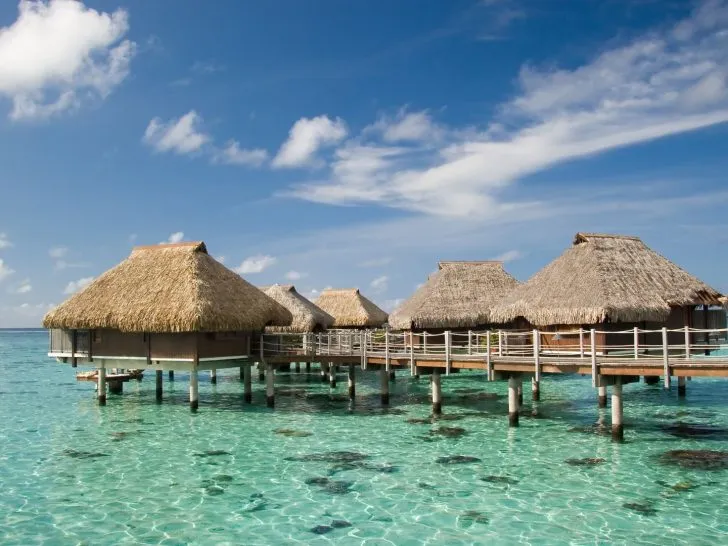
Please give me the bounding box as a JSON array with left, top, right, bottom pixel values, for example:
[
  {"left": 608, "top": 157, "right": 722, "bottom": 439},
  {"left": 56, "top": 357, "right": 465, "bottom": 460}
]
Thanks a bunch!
[
  {"left": 380, "top": 368, "right": 389, "bottom": 405},
  {"left": 532, "top": 377, "right": 540, "bottom": 401},
  {"left": 97, "top": 366, "right": 106, "bottom": 406},
  {"left": 190, "top": 368, "right": 199, "bottom": 412},
  {"left": 598, "top": 384, "right": 607, "bottom": 408},
  {"left": 243, "top": 365, "right": 252, "bottom": 403},
  {"left": 168, "top": 370, "right": 174, "bottom": 381},
  {"left": 432, "top": 369, "right": 442, "bottom": 415},
  {"left": 612, "top": 378, "right": 623, "bottom": 442},
  {"left": 266, "top": 363, "right": 275, "bottom": 408},
  {"left": 210, "top": 368, "right": 217, "bottom": 384},
  {"left": 678, "top": 376, "right": 686, "bottom": 397},
  {"left": 155, "top": 370, "right": 163, "bottom": 402},
  {"left": 329, "top": 364, "right": 337, "bottom": 388},
  {"left": 348, "top": 364, "right": 355, "bottom": 400},
  {"left": 508, "top": 376, "right": 519, "bottom": 427}
]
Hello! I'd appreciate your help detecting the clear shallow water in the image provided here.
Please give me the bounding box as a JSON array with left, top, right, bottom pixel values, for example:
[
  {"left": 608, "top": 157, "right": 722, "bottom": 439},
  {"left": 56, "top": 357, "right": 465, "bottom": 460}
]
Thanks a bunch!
[{"left": 2, "top": 331, "right": 728, "bottom": 545}]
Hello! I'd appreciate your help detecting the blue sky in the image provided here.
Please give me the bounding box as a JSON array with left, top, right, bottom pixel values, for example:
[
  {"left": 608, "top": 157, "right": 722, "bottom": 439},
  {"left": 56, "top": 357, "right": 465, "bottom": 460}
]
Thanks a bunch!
[{"left": 0, "top": 0, "right": 727, "bottom": 327}]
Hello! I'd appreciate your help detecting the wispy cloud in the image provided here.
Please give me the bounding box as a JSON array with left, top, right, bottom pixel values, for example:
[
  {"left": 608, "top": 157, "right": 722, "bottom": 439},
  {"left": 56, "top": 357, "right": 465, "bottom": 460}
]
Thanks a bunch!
[
  {"left": 358, "top": 257, "right": 392, "bottom": 268},
  {"left": 492, "top": 249, "right": 523, "bottom": 263},
  {"left": 49, "top": 246, "right": 68, "bottom": 259},
  {"left": 11, "top": 278, "right": 32, "bottom": 294},
  {"left": 0, "top": 259, "right": 15, "bottom": 282},
  {"left": 191, "top": 60, "right": 225, "bottom": 74},
  {"left": 0, "top": 0, "right": 135, "bottom": 120},
  {"left": 213, "top": 141, "right": 268, "bottom": 167},
  {"left": 235, "top": 255, "right": 277, "bottom": 274},
  {"left": 370, "top": 275, "right": 389, "bottom": 294},
  {"left": 273, "top": 115, "right": 348, "bottom": 168},
  {"left": 64, "top": 276, "right": 94, "bottom": 295},
  {"left": 144, "top": 111, "right": 209, "bottom": 155},
  {"left": 0, "top": 233, "right": 11, "bottom": 249},
  {"left": 285, "top": 270, "right": 306, "bottom": 281},
  {"left": 162, "top": 232, "right": 185, "bottom": 244}
]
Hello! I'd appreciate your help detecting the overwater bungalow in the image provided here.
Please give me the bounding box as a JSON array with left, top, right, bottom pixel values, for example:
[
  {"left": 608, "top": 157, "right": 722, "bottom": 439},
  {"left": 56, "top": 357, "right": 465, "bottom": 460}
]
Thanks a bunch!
[
  {"left": 314, "top": 288, "right": 389, "bottom": 329},
  {"left": 490, "top": 233, "right": 725, "bottom": 352},
  {"left": 43, "top": 241, "right": 292, "bottom": 409},
  {"left": 261, "top": 284, "right": 334, "bottom": 333}
]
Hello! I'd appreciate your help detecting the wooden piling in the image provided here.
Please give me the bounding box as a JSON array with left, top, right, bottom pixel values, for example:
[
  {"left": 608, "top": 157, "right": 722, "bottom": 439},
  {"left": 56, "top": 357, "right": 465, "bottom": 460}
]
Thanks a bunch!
[
  {"left": 190, "top": 368, "right": 199, "bottom": 412},
  {"left": 243, "top": 365, "right": 252, "bottom": 403},
  {"left": 239, "top": 366, "right": 244, "bottom": 382},
  {"left": 210, "top": 368, "right": 217, "bottom": 384},
  {"left": 517, "top": 382, "right": 523, "bottom": 406},
  {"left": 348, "top": 364, "right": 355, "bottom": 400},
  {"left": 321, "top": 362, "right": 329, "bottom": 383},
  {"left": 306, "top": 362, "right": 311, "bottom": 372},
  {"left": 266, "top": 363, "right": 275, "bottom": 408},
  {"left": 508, "top": 376, "right": 519, "bottom": 427},
  {"left": 611, "top": 378, "right": 623, "bottom": 441},
  {"left": 678, "top": 376, "right": 686, "bottom": 397},
  {"left": 329, "top": 363, "right": 337, "bottom": 388},
  {"left": 380, "top": 368, "right": 389, "bottom": 405},
  {"left": 258, "top": 364, "right": 265, "bottom": 382},
  {"left": 598, "top": 385, "right": 607, "bottom": 408},
  {"left": 155, "top": 370, "right": 163, "bottom": 401},
  {"left": 432, "top": 369, "right": 442, "bottom": 415},
  {"left": 108, "top": 379, "right": 123, "bottom": 395},
  {"left": 168, "top": 370, "right": 174, "bottom": 381},
  {"left": 97, "top": 366, "right": 106, "bottom": 406},
  {"left": 295, "top": 362, "right": 301, "bottom": 372},
  {"left": 532, "top": 377, "right": 540, "bottom": 401},
  {"left": 389, "top": 370, "right": 396, "bottom": 382}
]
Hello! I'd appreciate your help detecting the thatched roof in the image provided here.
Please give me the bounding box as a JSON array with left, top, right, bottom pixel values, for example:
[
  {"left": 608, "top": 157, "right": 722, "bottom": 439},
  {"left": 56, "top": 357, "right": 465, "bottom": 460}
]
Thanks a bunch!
[
  {"left": 262, "top": 284, "right": 335, "bottom": 332},
  {"left": 314, "top": 288, "right": 389, "bottom": 328},
  {"left": 490, "top": 233, "right": 723, "bottom": 326},
  {"left": 389, "top": 261, "right": 518, "bottom": 330},
  {"left": 43, "top": 242, "right": 292, "bottom": 332}
]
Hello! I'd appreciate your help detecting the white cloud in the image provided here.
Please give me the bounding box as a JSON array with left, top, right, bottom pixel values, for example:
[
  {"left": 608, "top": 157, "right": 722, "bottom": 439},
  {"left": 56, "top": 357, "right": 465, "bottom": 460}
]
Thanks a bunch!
[
  {"left": 285, "top": 1, "right": 728, "bottom": 217},
  {"left": 371, "top": 109, "right": 442, "bottom": 143},
  {"left": 0, "top": 259, "right": 15, "bottom": 282},
  {"left": 0, "top": 0, "right": 135, "bottom": 120},
  {"left": 215, "top": 255, "right": 226, "bottom": 264},
  {"left": 0, "top": 302, "right": 55, "bottom": 327},
  {"left": 13, "top": 278, "right": 32, "bottom": 294},
  {"left": 492, "top": 249, "right": 523, "bottom": 263},
  {"left": 284, "top": 270, "right": 306, "bottom": 281},
  {"left": 380, "top": 298, "right": 404, "bottom": 312},
  {"left": 64, "top": 276, "right": 94, "bottom": 294},
  {"left": 370, "top": 275, "right": 389, "bottom": 294},
  {"left": 358, "top": 257, "right": 392, "bottom": 268},
  {"left": 273, "top": 115, "right": 348, "bottom": 168},
  {"left": 49, "top": 246, "right": 68, "bottom": 259},
  {"left": 144, "top": 110, "right": 209, "bottom": 155},
  {"left": 163, "top": 231, "right": 184, "bottom": 244},
  {"left": 213, "top": 140, "right": 268, "bottom": 167},
  {"left": 0, "top": 233, "right": 11, "bottom": 249},
  {"left": 234, "top": 254, "right": 277, "bottom": 274}
]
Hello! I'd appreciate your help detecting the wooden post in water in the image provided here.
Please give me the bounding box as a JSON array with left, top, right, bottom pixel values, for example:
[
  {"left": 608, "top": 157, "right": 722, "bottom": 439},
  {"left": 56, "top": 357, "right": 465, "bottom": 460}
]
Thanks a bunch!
[
  {"left": 329, "top": 363, "right": 337, "bottom": 388},
  {"left": 380, "top": 368, "right": 389, "bottom": 405},
  {"left": 678, "top": 376, "right": 686, "bottom": 397},
  {"left": 517, "top": 382, "right": 523, "bottom": 406},
  {"left": 295, "top": 362, "right": 301, "bottom": 373},
  {"left": 532, "top": 329, "right": 541, "bottom": 401},
  {"left": 611, "top": 377, "right": 624, "bottom": 442},
  {"left": 432, "top": 369, "right": 442, "bottom": 415},
  {"left": 239, "top": 366, "right": 244, "bottom": 382},
  {"left": 348, "top": 364, "right": 355, "bottom": 400},
  {"left": 266, "top": 363, "right": 275, "bottom": 408},
  {"left": 508, "top": 375, "right": 519, "bottom": 427},
  {"left": 258, "top": 363, "right": 265, "bottom": 382},
  {"left": 598, "top": 384, "right": 607, "bottom": 408},
  {"left": 662, "top": 327, "right": 671, "bottom": 389},
  {"left": 321, "top": 362, "right": 329, "bottom": 383},
  {"left": 190, "top": 368, "right": 199, "bottom": 412},
  {"left": 168, "top": 370, "right": 174, "bottom": 381},
  {"left": 532, "top": 377, "right": 540, "bottom": 401},
  {"left": 389, "top": 370, "right": 396, "bottom": 381},
  {"left": 97, "top": 366, "right": 106, "bottom": 406},
  {"left": 243, "top": 364, "right": 252, "bottom": 403},
  {"left": 306, "top": 362, "right": 311, "bottom": 372},
  {"left": 210, "top": 368, "right": 217, "bottom": 384},
  {"left": 155, "top": 370, "right": 163, "bottom": 401}
]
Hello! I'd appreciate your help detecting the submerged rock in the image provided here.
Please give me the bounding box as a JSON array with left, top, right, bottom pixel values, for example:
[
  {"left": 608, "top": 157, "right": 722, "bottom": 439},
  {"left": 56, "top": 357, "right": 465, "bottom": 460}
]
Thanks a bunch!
[
  {"left": 194, "top": 450, "right": 231, "bottom": 457},
  {"left": 430, "top": 426, "right": 468, "bottom": 438},
  {"left": 274, "top": 428, "right": 313, "bottom": 438},
  {"left": 406, "top": 418, "right": 432, "bottom": 425},
  {"left": 212, "top": 474, "right": 234, "bottom": 483},
  {"left": 331, "top": 519, "right": 352, "bottom": 529},
  {"left": 459, "top": 510, "right": 490, "bottom": 525},
  {"left": 305, "top": 477, "right": 353, "bottom": 495},
  {"left": 205, "top": 485, "right": 225, "bottom": 496},
  {"left": 567, "top": 424, "right": 611, "bottom": 436},
  {"left": 661, "top": 423, "right": 728, "bottom": 440},
  {"left": 481, "top": 475, "right": 519, "bottom": 485},
  {"left": 623, "top": 502, "right": 658, "bottom": 516},
  {"left": 310, "top": 525, "right": 333, "bottom": 535},
  {"left": 62, "top": 449, "right": 109, "bottom": 459},
  {"left": 436, "top": 455, "right": 481, "bottom": 465},
  {"left": 285, "top": 451, "right": 369, "bottom": 463},
  {"left": 565, "top": 457, "right": 605, "bottom": 466},
  {"left": 110, "top": 431, "right": 139, "bottom": 441},
  {"left": 659, "top": 450, "right": 728, "bottom": 470}
]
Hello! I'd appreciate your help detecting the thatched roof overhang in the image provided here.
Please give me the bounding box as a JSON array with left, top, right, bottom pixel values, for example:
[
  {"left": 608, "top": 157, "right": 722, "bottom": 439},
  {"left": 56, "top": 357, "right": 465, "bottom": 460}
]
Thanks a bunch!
[
  {"left": 43, "top": 242, "right": 292, "bottom": 332},
  {"left": 389, "top": 261, "right": 519, "bottom": 330},
  {"left": 314, "top": 288, "right": 389, "bottom": 328},
  {"left": 262, "top": 284, "right": 335, "bottom": 332},
  {"left": 490, "top": 233, "right": 723, "bottom": 326}
]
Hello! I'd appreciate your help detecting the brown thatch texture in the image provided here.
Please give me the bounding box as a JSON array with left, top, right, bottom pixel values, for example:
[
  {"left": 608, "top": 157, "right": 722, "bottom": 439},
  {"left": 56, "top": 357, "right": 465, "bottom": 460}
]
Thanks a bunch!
[
  {"left": 490, "top": 233, "right": 723, "bottom": 326},
  {"left": 262, "top": 284, "right": 335, "bottom": 332},
  {"left": 43, "top": 242, "right": 292, "bottom": 332},
  {"left": 389, "top": 261, "right": 518, "bottom": 330},
  {"left": 314, "top": 288, "right": 389, "bottom": 328}
]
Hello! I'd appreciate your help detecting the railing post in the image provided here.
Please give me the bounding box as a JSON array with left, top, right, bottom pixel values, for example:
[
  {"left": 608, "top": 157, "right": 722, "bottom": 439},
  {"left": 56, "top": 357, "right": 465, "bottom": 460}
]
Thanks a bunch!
[
  {"left": 579, "top": 328, "right": 584, "bottom": 358},
  {"left": 259, "top": 333, "right": 264, "bottom": 360},
  {"left": 445, "top": 330, "right": 451, "bottom": 375},
  {"left": 327, "top": 333, "right": 331, "bottom": 355},
  {"left": 423, "top": 332, "right": 427, "bottom": 354},
  {"left": 468, "top": 330, "right": 472, "bottom": 355},
  {"left": 409, "top": 332, "right": 415, "bottom": 375},
  {"left": 385, "top": 329, "right": 390, "bottom": 372},
  {"left": 498, "top": 330, "right": 503, "bottom": 357},
  {"left": 662, "top": 327, "right": 671, "bottom": 389},
  {"left": 533, "top": 329, "right": 541, "bottom": 382},
  {"left": 633, "top": 327, "right": 639, "bottom": 359},
  {"left": 361, "top": 331, "right": 367, "bottom": 371},
  {"left": 684, "top": 325, "right": 691, "bottom": 359},
  {"left": 590, "top": 328, "right": 597, "bottom": 388},
  {"left": 486, "top": 330, "right": 492, "bottom": 381}
]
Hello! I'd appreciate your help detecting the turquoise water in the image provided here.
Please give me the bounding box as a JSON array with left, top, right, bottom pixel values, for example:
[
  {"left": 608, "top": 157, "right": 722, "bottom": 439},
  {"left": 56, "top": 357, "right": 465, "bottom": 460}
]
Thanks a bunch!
[{"left": 2, "top": 331, "right": 728, "bottom": 545}]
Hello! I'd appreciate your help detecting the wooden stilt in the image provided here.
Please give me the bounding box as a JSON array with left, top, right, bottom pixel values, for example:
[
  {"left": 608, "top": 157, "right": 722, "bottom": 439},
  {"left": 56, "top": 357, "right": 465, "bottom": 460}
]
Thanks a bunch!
[
  {"left": 210, "top": 368, "right": 217, "bottom": 384},
  {"left": 97, "top": 366, "right": 106, "bottom": 406},
  {"left": 329, "top": 363, "right": 337, "bottom": 388},
  {"left": 190, "top": 368, "right": 199, "bottom": 412},
  {"left": 678, "top": 376, "right": 686, "bottom": 397},
  {"left": 168, "top": 370, "right": 174, "bottom": 381},
  {"left": 432, "top": 369, "right": 442, "bottom": 415},
  {"left": 155, "top": 369, "right": 163, "bottom": 401},
  {"left": 243, "top": 364, "right": 252, "bottom": 403},
  {"left": 532, "top": 377, "right": 540, "bottom": 401},
  {"left": 348, "top": 364, "right": 355, "bottom": 400},
  {"left": 321, "top": 362, "right": 329, "bottom": 383},
  {"left": 108, "top": 379, "right": 123, "bottom": 395},
  {"left": 295, "top": 362, "right": 301, "bottom": 372},
  {"left": 612, "top": 378, "right": 623, "bottom": 442},
  {"left": 306, "top": 362, "right": 311, "bottom": 372},
  {"left": 389, "top": 370, "right": 396, "bottom": 382},
  {"left": 266, "top": 363, "right": 275, "bottom": 408},
  {"left": 258, "top": 364, "right": 265, "bottom": 382},
  {"left": 517, "top": 382, "right": 523, "bottom": 406},
  {"left": 239, "top": 366, "right": 244, "bottom": 382},
  {"left": 380, "top": 368, "right": 389, "bottom": 405},
  {"left": 508, "top": 376, "right": 519, "bottom": 427},
  {"left": 598, "top": 385, "right": 607, "bottom": 408}
]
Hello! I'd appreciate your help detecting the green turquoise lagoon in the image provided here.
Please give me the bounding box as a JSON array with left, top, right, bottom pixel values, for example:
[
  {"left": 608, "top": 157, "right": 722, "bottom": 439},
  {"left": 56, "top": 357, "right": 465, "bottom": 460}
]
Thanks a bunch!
[{"left": 2, "top": 330, "right": 728, "bottom": 545}]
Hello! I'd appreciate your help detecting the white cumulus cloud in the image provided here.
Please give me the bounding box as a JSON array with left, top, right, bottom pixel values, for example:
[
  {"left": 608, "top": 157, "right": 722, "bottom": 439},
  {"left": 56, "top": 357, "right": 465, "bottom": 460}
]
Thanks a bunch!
[
  {"left": 284, "top": 270, "right": 306, "bottom": 281},
  {"left": 213, "top": 140, "right": 268, "bottom": 167},
  {"left": 64, "top": 276, "right": 94, "bottom": 294},
  {"left": 162, "top": 231, "right": 184, "bottom": 244},
  {"left": 144, "top": 110, "right": 209, "bottom": 155},
  {"left": 234, "top": 255, "right": 277, "bottom": 274},
  {"left": 273, "top": 115, "right": 348, "bottom": 168},
  {"left": 0, "top": 0, "right": 135, "bottom": 120}
]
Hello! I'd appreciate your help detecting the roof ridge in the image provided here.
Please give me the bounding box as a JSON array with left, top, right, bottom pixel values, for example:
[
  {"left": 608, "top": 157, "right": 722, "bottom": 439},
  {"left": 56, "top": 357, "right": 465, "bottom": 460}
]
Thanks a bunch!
[{"left": 133, "top": 241, "right": 207, "bottom": 253}]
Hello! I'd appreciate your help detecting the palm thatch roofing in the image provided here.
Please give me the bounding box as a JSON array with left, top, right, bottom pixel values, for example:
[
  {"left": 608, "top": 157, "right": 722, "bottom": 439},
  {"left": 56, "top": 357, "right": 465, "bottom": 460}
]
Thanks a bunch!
[
  {"left": 261, "top": 284, "right": 335, "bottom": 332},
  {"left": 43, "top": 242, "right": 292, "bottom": 333},
  {"left": 490, "top": 233, "right": 723, "bottom": 326},
  {"left": 314, "top": 288, "right": 389, "bottom": 328},
  {"left": 389, "top": 261, "right": 519, "bottom": 330}
]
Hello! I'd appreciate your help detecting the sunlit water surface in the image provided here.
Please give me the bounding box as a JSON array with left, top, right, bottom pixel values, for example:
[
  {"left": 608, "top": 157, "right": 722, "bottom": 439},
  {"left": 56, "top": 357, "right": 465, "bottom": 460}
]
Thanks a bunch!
[{"left": 2, "top": 331, "right": 728, "bottom": 545}]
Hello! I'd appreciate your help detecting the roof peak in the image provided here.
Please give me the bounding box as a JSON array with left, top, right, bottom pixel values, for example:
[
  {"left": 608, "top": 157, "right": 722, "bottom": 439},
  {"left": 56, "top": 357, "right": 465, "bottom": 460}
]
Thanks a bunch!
[
  {"left": 321, "top": 288, "right": 360, "bottom": 294},
  {"left": 574, "top": 233, "right": 641, "bottom": 244},
  {"left": 438, "top": 260, "right": 503, "bottom": 269},
  {"left": 132, "top": 241, "right": 207, "bottom": 253}
]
